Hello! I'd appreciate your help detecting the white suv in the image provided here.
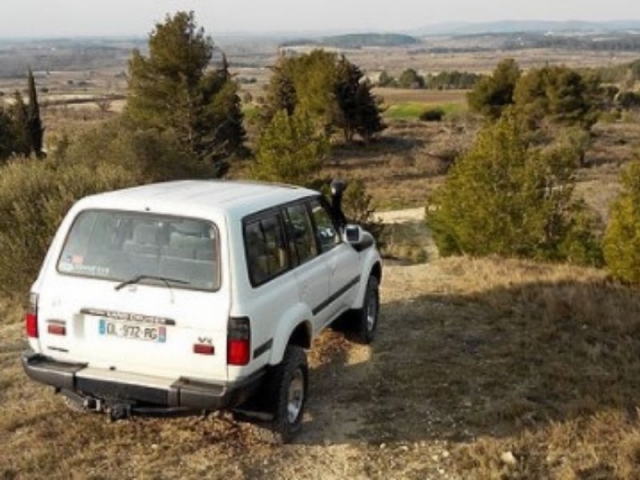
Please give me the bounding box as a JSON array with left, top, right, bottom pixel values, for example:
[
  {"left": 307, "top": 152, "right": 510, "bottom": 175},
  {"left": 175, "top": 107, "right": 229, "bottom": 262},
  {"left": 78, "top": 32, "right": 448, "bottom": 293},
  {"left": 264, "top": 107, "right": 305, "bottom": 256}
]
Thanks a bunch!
[{"left": 22, "top": 180, "right": 382, "bottom": 441}]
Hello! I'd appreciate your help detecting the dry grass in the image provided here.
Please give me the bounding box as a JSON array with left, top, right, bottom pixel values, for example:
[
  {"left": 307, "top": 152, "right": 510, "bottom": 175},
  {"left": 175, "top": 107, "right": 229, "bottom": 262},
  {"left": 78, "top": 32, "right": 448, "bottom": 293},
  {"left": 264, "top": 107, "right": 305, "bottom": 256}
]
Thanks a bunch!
[
  {"left": 379, "top": 255, "right": 640, "bottom": 478},
  {"left": 322, "top": 120, "right": 477, "bottom": 211},
  {"left": 5, "top": 253, "right": 640, "bottom": 478}
]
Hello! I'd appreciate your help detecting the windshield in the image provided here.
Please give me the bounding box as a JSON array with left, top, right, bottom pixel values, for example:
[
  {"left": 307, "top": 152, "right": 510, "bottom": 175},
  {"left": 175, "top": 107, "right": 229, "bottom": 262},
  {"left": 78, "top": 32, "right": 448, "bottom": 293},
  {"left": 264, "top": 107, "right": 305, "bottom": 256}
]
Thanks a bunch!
[{"left": 57, "top": 210, "right": 220, "bottom": 291}]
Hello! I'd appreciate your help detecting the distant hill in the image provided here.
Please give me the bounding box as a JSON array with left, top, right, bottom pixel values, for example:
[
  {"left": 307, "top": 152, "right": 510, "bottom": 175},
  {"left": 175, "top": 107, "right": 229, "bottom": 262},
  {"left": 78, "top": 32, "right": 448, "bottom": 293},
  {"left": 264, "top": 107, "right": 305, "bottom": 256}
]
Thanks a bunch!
[
  {"left": 415, "top": 20, "right": 640, "bottom": 36},
  {"left": 281, "top": 33, "right": 420, "bottom": 49}
]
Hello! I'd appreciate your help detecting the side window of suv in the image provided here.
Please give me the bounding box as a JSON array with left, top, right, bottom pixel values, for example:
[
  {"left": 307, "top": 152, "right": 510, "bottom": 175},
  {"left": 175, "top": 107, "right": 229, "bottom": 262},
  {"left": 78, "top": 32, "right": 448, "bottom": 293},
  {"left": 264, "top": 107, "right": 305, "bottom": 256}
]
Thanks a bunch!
[
  {"left": 285, "top": 203, "right": 318, "bottom": 265},
  {"left": 244, "top": 213, "right": 289, "bottom": 286},
  {"left": 310, "top": 198, "right": 341, "bottom": 253}
]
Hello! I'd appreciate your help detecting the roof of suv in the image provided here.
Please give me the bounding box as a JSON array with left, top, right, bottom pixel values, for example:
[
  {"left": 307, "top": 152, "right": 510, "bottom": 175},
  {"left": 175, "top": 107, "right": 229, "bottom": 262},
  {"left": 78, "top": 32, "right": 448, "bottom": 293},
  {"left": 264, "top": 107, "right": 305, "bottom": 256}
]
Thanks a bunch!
[{"left": 77, "top": 180, "right": 320, "bottom": 219}]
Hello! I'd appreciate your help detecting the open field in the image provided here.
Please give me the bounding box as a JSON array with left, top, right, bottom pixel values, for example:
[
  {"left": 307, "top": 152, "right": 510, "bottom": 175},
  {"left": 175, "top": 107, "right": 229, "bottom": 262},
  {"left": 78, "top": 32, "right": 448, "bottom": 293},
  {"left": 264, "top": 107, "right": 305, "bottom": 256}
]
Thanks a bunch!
[{"left": 3, "top": 213, "right": 640, "bottom": 478}]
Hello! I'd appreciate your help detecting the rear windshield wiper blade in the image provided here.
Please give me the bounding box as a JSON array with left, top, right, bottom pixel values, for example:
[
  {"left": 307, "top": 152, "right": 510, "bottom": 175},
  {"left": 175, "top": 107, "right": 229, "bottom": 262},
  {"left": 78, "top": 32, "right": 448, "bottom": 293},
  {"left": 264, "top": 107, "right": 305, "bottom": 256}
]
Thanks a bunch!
[{"left": 115, "top": 275, "right": 189, "bottom": 291}]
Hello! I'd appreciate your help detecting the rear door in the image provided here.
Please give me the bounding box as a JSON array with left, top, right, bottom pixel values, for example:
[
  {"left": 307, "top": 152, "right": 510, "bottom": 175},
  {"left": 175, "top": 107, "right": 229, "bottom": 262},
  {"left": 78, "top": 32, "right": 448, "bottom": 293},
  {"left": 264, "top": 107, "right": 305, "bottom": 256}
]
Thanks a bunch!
[
  {"left": 283, "top": 203, "right": 332, "bottom": 333},
  {"left": 38, "top": 280, "right": 230, "bottom": 381},
  {"left": 38, "top": 209, "right": 230, "bottom": 381}
]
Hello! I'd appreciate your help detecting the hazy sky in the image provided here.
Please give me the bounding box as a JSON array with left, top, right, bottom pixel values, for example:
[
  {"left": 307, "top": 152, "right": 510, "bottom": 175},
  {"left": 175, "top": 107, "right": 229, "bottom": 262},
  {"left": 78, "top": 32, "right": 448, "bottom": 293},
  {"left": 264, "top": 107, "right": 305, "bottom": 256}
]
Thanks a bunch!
[{"left": 2, "top": 0, "right": 640, "bottom": 37}]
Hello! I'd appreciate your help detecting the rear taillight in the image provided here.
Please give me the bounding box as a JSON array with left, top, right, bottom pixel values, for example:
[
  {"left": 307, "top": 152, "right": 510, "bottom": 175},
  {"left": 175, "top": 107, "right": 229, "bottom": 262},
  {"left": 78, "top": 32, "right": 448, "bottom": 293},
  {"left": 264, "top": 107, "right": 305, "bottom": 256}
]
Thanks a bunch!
[
  {"left": 227, "top": 316, "right": 251, "bottom": 366},
  {"left": 26, "top": 292, "right": 38, "bottom": 338}
]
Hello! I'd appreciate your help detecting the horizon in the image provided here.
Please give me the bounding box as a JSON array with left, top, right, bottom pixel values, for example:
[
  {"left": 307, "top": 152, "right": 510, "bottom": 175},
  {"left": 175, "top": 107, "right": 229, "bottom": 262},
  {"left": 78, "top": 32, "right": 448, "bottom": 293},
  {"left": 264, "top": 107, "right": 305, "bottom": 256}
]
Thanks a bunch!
[
  {"left": 3, "top": 0, "right": 640, "bottom": 38},
  {"left": 2, "top": 18, "right": 640, "bottom": 42}
]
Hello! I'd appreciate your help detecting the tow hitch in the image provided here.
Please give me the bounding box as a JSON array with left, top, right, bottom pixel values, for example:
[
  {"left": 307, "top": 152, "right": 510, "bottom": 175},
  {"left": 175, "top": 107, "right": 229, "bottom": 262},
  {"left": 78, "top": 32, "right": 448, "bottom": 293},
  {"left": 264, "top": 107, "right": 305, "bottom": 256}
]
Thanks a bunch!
[{"left": 107, "top": 403, "right": 132, "bottom": 421}]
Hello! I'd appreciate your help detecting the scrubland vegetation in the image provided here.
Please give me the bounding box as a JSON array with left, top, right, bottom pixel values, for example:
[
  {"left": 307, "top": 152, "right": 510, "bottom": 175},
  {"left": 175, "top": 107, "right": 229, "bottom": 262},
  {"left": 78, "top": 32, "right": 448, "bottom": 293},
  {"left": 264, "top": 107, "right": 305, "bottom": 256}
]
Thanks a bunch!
[{"left": 2, "top": 9, "right": 640, "bottom": 479}]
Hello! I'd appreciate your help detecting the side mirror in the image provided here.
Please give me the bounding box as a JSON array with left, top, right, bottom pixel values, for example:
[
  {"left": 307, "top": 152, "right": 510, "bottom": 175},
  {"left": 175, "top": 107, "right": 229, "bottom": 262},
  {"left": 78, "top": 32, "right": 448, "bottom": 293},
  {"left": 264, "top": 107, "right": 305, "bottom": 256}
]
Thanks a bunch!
[
  {"left": 343, "top": 224, "right": 374, "bottom": 252},
  {"left": 344, "top": 225, "right": 362, "bottom": 244}
]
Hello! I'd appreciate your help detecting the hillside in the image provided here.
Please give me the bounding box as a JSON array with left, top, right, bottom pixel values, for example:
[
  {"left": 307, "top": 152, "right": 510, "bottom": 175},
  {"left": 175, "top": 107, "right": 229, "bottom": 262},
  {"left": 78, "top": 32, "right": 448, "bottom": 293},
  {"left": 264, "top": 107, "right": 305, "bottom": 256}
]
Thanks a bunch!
[
  {"left": 415, "top": 19, "right": 640, "bottom": 36},
  {"left": 3, "top": 211, "right": 640, "bottom": 478},
  {"left": 281, "top": 33, "right": 420, "bottom": 49}
]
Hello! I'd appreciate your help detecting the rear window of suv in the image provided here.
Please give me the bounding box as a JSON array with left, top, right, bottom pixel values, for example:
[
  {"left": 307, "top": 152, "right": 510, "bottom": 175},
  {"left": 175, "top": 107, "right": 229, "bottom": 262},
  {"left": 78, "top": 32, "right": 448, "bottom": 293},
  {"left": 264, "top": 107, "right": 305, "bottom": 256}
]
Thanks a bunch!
[{"left": 57, "top": 210, "right": 220, "bottom": 291}]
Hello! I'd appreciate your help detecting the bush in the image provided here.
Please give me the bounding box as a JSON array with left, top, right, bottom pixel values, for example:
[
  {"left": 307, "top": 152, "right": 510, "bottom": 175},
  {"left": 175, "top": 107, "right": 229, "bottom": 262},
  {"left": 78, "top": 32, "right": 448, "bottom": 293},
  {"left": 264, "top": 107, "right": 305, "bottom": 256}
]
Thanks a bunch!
[
  {"left": 59, "top": 118, "right": 218, "bottom": 181},
  {"left": 419, "top": 108, "right": 445, "bottom": 122},
  {"left": 342, "top": 178, "right": 385, "bottom": 248},
  {"left": 604, "top": 159, "right": 640, "bottom": 284},
  {"left": 427, "top": 114, "right": 602, "bottom": 266},
  {"left": 0, "top": 158, "right": 137, "bottom": 298},
  {"left": 0, "top": 119, "right": 212, "bottom": 299},
  {"left": 615, "top": 91, "right": 640, "bottom": 110}
]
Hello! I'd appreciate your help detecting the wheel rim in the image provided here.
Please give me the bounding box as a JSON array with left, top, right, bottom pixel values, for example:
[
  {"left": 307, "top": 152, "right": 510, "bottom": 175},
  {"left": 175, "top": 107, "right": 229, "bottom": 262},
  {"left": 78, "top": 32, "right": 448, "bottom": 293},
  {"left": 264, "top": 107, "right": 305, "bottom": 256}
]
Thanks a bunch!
[
  {"left": 286, "top": 368, "right": 305, "bottom": 424},
  {"left": 366, "top": 288, "right": 378, "bottom": 332}
]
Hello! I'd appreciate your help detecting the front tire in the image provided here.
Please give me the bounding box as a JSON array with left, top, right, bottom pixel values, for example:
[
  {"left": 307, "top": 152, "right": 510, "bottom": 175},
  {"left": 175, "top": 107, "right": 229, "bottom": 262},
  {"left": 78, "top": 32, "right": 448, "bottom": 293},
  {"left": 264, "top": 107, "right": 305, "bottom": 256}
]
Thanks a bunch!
[{"left": 352, "top": 275, "right": 380, "bottom": 344}]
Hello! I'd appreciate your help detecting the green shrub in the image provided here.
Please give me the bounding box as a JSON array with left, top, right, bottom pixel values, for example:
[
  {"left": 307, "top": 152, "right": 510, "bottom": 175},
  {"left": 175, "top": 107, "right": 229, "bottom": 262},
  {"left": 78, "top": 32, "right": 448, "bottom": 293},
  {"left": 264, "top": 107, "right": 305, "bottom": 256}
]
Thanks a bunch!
[
  {"left": 427, "top": 114, "right": 602, "bottom": 266},
  {"left": 604, "top": 159, "right": 640, "bottom": 284},
  {"left": 61, "top": 119, "right": 218, "bottom": 181},
  {"left": 419, "top": 108, "right": 445, "bottom": 122},
  {"left": 0, "top": 118, "right": 212, "bottom": 299},
  {"left": 251, "top": 110, "right": 329, "bottom": 185},
  {"left": 615, "top": 91, "right": 640, "bottom": 110},
  {"left": 342, "top": 178, "right": 385, "bottom": 248},
  {"left": 0, "top": 158, "right": 137, "bottom": 298}
]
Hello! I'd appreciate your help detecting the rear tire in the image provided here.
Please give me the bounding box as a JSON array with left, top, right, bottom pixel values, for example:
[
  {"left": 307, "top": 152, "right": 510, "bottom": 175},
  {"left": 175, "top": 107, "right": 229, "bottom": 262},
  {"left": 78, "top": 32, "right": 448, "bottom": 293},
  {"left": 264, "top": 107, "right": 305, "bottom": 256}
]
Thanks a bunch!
[{"left": 258, "top": 345, "right": 308, "bottom": 444}]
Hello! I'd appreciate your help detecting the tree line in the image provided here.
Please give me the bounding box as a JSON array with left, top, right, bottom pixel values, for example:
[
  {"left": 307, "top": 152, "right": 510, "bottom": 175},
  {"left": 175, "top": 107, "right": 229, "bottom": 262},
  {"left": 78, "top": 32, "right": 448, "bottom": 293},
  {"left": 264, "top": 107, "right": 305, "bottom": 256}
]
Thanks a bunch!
[{"left": 378, "top": 68, "right": 482, "bottom": 90}]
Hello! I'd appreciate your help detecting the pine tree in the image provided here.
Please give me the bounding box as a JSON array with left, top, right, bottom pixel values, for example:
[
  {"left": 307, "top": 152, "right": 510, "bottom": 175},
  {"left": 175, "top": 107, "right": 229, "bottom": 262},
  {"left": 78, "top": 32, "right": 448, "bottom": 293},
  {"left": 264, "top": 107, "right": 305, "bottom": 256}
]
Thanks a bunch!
[
  {"left": 252, "top": 110, "right": 329, "bottom": 186},
  {"left": 261, "top": 51, "right": 385, "bottom": 144},
  {"left": 8, "top": 91, "right": 30, "bottom": 156},
  {"left": 355, "top": 78, "right": 385, "bottom": 143},
  {"left": 0, "top": 108, "right": 16, "bottom": 161},
  {"left": 604, "top": 159, "right": 640, "bottom": 283},
  {"left": 467, "top": 58, "right": 521, "bottom": 119},
  {"left": 260, "top": 56, "right": 298, "bottom": 125},
  {"left": 334, "top": 56, "right": 360, "bottom": 143},
  {"left": 26, "top": 68, "right": 44, "bottom": 158},
  {"left": 126, "top": 11, "right": 245, "bottom": 176},
  {"left": 334, "top": 56, "right": 384, "bottom": 143},
  {"left": 427, "top": 113, "right": 602, "bottom": 265}
]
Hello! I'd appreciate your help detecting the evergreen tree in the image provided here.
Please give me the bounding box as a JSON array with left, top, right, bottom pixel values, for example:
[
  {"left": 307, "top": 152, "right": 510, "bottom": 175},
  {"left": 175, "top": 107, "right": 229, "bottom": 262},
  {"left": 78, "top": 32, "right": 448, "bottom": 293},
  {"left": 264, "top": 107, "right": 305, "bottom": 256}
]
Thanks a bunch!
[
  {"left": 26, "top": 68, "right": 44, "bottom": 158},
  {"left": 261, "top": 55, "right": 298, "bottom": 125},
  {"left": 261, "top": 50, "right": 385, "bottom": 144},
  {"left": 377, "top": 70, "right": 395, "bottom": 87},
  {"left": 427, "top": 113, "right": 602, "bottom": 266},
  {"left": 604, "top": 159, "right": 640, "bottom": 284},
  {"left": 397, "top": 68, "right": 425, "bottom": 89},
  {"left": 514, "top": 65, "right": 600, "bottom": 128},
  {"left": 290, "top": 50, "right": 339, "bottom": 132},
  {"left": 334, "top": 56, "right": 361, "bottom": 143},
  {"left": 0, "top": 108, "right": 16, "bottom": 161},
  {"left": 126, "top": 11, "right": 245, "bottom": 176},
  {"left": 354, "top": 79, "right": 385, "bottom": 143},
  {"left": 467, "top": 58, "right": 521, "bottom": 119},
  {"left": 252, "top": 110, "right": 329, "bottom": 186},
  {"left": 8, "top": 91, "right": 30, "bottom": 156}
]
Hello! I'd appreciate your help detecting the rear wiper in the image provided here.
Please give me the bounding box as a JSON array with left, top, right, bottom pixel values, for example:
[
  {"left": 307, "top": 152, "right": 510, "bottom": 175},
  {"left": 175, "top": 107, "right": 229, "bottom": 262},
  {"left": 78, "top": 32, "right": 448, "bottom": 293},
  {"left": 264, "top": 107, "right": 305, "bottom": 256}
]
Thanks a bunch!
[{"left": 115, "top": 275, "right": 189, "bottom": 291}]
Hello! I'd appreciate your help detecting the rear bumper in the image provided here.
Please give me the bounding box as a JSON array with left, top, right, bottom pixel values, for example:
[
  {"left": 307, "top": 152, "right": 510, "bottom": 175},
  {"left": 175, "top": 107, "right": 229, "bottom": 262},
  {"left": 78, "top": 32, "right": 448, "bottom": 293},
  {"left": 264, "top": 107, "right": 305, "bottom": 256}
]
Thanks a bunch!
[{"left": 21, "top": 351, "right": 264, "bottom": 411}]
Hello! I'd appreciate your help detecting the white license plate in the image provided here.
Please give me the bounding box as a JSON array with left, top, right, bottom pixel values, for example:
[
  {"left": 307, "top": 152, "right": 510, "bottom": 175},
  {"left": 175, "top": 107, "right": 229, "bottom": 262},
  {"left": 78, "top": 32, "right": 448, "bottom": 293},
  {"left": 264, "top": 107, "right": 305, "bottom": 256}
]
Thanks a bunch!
[{"left": 99, "top": 319, "right": 166, "bottom": 343}]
